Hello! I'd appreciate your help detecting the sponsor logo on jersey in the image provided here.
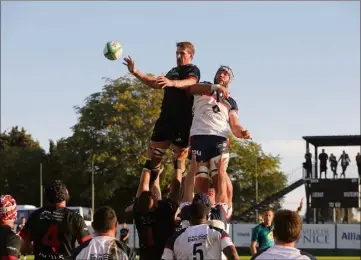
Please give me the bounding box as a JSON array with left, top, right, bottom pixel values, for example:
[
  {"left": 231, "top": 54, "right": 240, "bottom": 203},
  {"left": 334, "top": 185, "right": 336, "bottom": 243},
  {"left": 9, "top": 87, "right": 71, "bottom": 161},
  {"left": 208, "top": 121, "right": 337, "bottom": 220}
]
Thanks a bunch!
[{"left": 188, "top": 234, "right": 208, "bottom": 242}]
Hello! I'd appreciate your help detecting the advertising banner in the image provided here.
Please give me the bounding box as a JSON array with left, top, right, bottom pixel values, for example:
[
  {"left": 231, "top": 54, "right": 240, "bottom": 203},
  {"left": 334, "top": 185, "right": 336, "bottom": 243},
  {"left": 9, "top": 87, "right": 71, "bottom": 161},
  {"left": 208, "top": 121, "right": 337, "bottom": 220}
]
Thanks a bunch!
[
  {"left": 232, "top": 224, "right": 257, "bottom": 247},
  {"left": 296, "top": 224, "right": 335, "bottom": 249},
  {"left": 336, "top": 224, "right": 361, "bottom": 249}
]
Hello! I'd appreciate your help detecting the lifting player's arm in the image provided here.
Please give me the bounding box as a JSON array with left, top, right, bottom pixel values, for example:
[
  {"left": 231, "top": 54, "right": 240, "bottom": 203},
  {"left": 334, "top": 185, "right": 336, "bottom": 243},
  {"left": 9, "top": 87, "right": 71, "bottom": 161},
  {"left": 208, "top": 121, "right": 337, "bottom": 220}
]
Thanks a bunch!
[
  {"left": 122, "top": 56, "right": 160, "bottom": 89},
  {"left": 229, "top": 109, "right": 252, "bottom": 140},
  {"left": 182, "top": 153, "right": 198, "bottom": 203},
  {"left": 215, "top": 156, "right": 228, "bottom": 205},
  {"left": 168, "top": 158, "right": 184, "bottom": 204},
  {"left": 157, "top": 65, "right": 200, "bottom": 89}
]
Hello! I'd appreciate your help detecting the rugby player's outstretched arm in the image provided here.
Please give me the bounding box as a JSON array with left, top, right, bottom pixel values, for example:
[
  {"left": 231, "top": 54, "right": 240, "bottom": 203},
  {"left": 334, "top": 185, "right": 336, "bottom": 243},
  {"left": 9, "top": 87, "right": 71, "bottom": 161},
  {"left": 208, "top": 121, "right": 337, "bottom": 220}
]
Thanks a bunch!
[
  {"left": 229, "top": 112, "right": 252, "bottom": 140},
  {"left": 189, "top": 82, "right": 229, "bottom": 97},
  {"left": 169, "top": 160, "right": 183, "bottom": 203},
  {"left": 123, "top": 56, "right": 160, "bottom": 89},
  {"left": 182, "top": 153, "right": 198, "bottom": 203},
  {"left": 167, "top": 77, "right": 199, "bottom": 89},
  {"left": 135, "top": 169, "right": 151, "bottom": 198},
  {"left": 223, "top": 245, "right": 239, "bottom": 260}
]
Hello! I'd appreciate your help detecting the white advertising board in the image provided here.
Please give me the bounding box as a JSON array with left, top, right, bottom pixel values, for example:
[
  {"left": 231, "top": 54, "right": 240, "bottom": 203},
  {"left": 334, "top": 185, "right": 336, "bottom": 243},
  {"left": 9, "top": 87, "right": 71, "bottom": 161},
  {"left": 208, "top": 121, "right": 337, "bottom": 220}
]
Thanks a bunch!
[
  {"left": 336, "top": 224, "right": 361, "bottom": 249},
  {"left": 232, "top": 224, "right": 256, "bottom": 247},
  {"left": 296, "top": 224, "right": 335, "bottom": 249}
]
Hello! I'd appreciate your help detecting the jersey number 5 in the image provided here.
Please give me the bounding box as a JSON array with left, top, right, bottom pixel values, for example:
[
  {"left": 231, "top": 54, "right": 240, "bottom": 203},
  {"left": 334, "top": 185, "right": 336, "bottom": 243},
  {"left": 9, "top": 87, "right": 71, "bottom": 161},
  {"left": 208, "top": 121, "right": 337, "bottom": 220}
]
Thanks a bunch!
[
  {"left": 42, "top": 224, "right": 60, "bottom": 252},
  {"left": 193, "top": 243, "right": 204, "bottom": 260}
]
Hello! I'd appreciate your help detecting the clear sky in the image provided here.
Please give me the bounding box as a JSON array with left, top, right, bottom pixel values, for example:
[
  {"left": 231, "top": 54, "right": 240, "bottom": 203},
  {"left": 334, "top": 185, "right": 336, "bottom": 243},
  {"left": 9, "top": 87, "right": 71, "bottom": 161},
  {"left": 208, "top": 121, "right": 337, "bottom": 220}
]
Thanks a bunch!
[{"left": 1, "top": 1, "right": 360, "bottom": 214}]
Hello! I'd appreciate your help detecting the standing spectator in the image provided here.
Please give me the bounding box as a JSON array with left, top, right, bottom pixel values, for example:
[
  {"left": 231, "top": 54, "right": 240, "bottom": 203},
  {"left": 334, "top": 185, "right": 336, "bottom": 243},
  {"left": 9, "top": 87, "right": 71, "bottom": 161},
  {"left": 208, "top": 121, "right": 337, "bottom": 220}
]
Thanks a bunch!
[
  {"left": 338, "top": 151, "right": 351, "bottom": 178},
  {"left": 0, "top": 195, "right": 21, "bottom": 260},
  {"left": 251, "top": 210, "right": 316, "bottom": 260},
  {"left": 250, "top": 209, "right": 275, "bottom": 256},
  {"left": 16, "top": 217, "right": 26, "bottom": 234},
  {"left": 329, "top": 153, "right": 338, "bottom": 178},
  {"left": 356, "top": 152, "right": 361, "bottom": 178},
  {"left": 318, "top": 149, "right": 328, "bottom": 179},
  {"left": 304, "top": 149, "right": 312, "bottom": 178},
  {"left": 120, "top": 223, "right": 130, "bottom": 244},
  {"left": 72, "top": 206, "right": 136, "bottom": 260}
]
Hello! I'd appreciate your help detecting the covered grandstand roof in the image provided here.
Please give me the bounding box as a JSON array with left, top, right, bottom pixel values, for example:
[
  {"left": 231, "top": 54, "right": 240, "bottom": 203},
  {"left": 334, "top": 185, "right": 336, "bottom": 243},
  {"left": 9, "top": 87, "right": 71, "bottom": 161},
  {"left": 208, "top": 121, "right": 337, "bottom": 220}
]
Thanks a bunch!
[{"left": 302, "top": 135, "right": 361, "bottom": 147}]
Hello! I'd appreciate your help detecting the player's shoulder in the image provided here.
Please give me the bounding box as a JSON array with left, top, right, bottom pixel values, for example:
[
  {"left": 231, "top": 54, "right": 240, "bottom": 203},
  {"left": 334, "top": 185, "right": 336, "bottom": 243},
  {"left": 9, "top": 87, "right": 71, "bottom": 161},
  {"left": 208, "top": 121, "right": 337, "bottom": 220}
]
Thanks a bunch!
[
  {"left": 300, "top": 250, "right": 318, "bottom": 260},
  {"left": 226, "top": 96, "right": 238, "bottom": 109},
  {"left": 72, "top": 238, "right": 92, "bottom": 259},
  {"left": 250, "top": 247, "right": 271, "bottom": 260},
  {"left": 208, "top": 224, "right": 228, "bottom": 236},
  {"left": 159, "top": 198, "right": 178, "bottom": 211},
  {"left": 6, "top": 228, "right": 21, "bottom": 245},
  {"left": 166, "top": 228, "right": 188, "bottom": 250}
]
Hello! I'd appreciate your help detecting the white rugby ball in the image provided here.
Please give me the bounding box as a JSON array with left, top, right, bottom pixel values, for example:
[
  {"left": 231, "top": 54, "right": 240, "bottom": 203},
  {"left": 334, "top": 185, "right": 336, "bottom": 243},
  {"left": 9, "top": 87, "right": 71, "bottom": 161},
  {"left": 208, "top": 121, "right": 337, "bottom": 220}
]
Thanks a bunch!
[{"left": 103, "top": 41, "right": 123, "bottom": 61}]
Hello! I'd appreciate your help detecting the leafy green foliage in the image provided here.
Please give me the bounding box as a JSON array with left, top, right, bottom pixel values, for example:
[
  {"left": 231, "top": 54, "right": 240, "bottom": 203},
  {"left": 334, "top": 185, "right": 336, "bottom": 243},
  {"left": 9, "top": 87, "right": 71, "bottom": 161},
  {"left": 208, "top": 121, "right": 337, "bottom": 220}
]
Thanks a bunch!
[{"left": 2, "top": 75, "right": 288, "bottom": 222}]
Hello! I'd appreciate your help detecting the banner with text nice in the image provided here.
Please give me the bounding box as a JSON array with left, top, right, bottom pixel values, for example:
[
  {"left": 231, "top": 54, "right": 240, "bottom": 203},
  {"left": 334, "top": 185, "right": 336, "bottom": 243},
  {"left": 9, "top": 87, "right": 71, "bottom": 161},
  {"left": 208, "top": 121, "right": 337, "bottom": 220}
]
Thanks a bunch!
[
  {"left": 295, "top": 224, "right": 335, "bottom": 249},
  {"left": 336, "top": 224, "right": 360, "bottom": 249}
]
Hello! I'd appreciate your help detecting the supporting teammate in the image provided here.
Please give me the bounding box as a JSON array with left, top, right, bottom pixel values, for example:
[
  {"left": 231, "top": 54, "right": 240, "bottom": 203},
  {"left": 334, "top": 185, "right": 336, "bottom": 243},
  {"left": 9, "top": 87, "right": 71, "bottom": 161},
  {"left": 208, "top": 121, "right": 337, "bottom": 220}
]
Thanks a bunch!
[
  {"left": 132, "top": 150, "right": 185, "bottom": 260},
  {"left": 161, "top": 192, "right": 239, "bottom": 260},
  {"left": 19, "top": 180, "right": 91, "bottom": 260},
  {"left": 72, "top": 206, "right": 136, "bottom": 260},
  {"left": 0, "top": 194, "right": 21, "bottom": 260},
  {"left": 123, "top": 42, "right": 201, "bottom": 199},
  {"left": 179, "top": 154, "right": 232, "bottom": 232},
  {"left": 186, "top": 65, "right": 251, "bottom": 196}
]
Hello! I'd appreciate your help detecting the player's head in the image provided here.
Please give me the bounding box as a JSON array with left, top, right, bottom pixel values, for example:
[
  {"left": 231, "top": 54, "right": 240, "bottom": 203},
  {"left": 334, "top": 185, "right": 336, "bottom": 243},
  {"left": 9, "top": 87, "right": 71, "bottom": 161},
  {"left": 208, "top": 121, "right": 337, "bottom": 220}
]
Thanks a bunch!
[
  {"left": 322, "top": 149, "right": 325, "bottom": 153},
  {"left": 273, "top": 209, "right": 302, "bottom": 245},
  {"left": 92, "top": 206, "right": 118, "bottom": 237},
  {"left": 263, "top": 208, "right": 274, "bottom": 226},
  {"left": 0, "top": 195, "right": 17, "bottom": 225},
  {"left": 176, "top": 41, "right": 195, "bottom": 66},
  {"left": 122, "top": 223, "right": 127, "bottom": 228},
  {"left": 214, "top": 65, "right": 234, "bottom": 87},
  {"left": 45, "top": 180, "right": 69, "bottom": 206},
  {"left": 189, "top": 192, "right": 211, "bottom": 225},
  {"left": 136, "top": 191, "right": 159, "bottom": 212},
  {"left": 20, "top": 216, "right": 26, "bottom": 224},
  {"left": 207, "top": 187, "right": 216, "bottom": 206}
]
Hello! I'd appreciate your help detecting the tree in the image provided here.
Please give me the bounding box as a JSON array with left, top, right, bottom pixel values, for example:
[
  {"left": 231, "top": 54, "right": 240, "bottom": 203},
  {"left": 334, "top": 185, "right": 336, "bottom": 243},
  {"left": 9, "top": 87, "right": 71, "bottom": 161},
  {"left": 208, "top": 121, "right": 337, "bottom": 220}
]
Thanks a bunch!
[
  {"left": 227, "top": 138, "right": 288, "bottom": 222},
  {"left": 0, "top": 126, "right": 46, "bottom": 205},
  {"left": 62, "top": 75, "right": 173, "bottom": 218}
]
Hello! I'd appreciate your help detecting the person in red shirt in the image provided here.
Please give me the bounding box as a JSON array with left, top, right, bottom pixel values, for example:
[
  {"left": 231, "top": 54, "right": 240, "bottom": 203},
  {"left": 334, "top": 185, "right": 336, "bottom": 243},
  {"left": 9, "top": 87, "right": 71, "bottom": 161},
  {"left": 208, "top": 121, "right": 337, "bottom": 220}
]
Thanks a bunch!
[{"left": 0, "top": 194, "right": 21, "bottom": 260}]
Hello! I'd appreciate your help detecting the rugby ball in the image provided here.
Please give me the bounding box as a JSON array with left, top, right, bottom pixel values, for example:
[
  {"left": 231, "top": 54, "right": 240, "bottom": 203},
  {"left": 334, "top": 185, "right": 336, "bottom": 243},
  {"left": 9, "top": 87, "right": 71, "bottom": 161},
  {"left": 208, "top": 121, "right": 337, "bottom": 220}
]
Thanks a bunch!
[{"left": 103, "top": 41, "right": 123, "bottom": 61}]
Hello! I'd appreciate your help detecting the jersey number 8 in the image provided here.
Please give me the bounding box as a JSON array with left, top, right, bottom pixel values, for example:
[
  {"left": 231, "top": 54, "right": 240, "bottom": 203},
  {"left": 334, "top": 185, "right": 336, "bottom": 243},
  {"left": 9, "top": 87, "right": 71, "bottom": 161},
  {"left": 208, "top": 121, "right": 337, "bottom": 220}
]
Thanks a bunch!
[{"left": 193, "top": 243, "right": 204, "bottom": 260}]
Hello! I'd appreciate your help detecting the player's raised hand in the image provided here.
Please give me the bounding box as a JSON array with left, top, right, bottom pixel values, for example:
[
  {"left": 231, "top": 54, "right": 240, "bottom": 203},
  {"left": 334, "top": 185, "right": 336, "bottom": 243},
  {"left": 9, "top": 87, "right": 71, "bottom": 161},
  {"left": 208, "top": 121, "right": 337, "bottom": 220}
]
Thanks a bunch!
[
  {"left": 241, "top": 129, "right": 252, "bottom": 140},
  {"left": 190, "top": 151, "right": 200, "bottom": 173},
  {"left": 218, "top": 86, "right": 230, "bottom": 98},
  {"left": 122, "top": 55, "right": 137, "bottom": 74}
]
